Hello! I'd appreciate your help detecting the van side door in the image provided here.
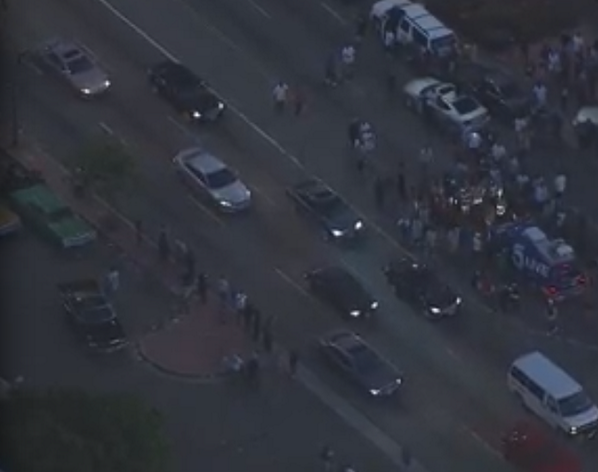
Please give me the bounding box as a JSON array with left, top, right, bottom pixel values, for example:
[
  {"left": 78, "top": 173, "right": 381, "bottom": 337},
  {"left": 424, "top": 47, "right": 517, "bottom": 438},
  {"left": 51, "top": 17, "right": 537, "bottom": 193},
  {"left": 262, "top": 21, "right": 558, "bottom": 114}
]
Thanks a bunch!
[{"left": 544, "top": 395, "right": 562, "bottom": 428}]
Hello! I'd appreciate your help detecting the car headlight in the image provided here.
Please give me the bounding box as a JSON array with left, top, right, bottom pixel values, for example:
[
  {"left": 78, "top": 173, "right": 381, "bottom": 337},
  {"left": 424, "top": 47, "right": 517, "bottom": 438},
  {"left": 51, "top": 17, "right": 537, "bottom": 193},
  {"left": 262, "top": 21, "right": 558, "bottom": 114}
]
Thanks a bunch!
[
  {"left": 219, "top": 200, "right": 232, "bottom": 207},
  {"left": 103, "top": 79, "right": 111, "bottom": 88},
  {"left": 349, "top": 310, "right": 361, "bottom": 317},
  {"left": 369, "top": 388, "right": 381, "bottom": 396},
  {"left": 569, "top": 426, "right": 578, "bottom": 435},
  {"left": 354, "top": 221, "right": 363, "bottom": 230},
  {"left": 218, "top": 102, "right": 225, "bottom": 110},
  {"left": 331, "top": 229, "right": 344, "bottom": 238},
  {"left": 370, "top": 301, "right": 379, "bottom": 310},
  {"left": 455, "top": 297, "right": 462, "bottom": 305},
  {"left": 192, "top": 111, "right": 202, "bottom": 118},
  {"left": 81, "top": 88, "right": 91, "bottom": 95},
  {"left": 430, "top": 307, "right": 441, "bottom": 314}
]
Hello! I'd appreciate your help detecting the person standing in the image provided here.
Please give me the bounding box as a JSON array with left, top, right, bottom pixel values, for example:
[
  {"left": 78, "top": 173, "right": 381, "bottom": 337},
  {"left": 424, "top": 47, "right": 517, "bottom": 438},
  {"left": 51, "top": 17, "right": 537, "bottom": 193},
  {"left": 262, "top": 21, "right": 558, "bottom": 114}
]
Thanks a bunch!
[
  {"left": 340, "top": 43, "right": 356, "bottom": 80},
  {"left": 103, "top": 266, "right": 120, "bottom": 296},
  {"left": 546, "top": 298, "right": 559, "bottom": 335},
  {"left": 234, "top": 290, "right": 248, "bottom": 324},
  {"left": 157, "top": 225, "right": 170, "bottom": 263},
  {"left": 273, "top": 81, "right": 289, "bottom": 113},
  {"left": 290, "top": 85, "right": 307, "bottom": 116},
  {"left": 320, "top": 445, "right": 335, "bottom": 472},
  {"left": 217, "top": 276, "right": 231, "bottom": 321},
  {"left": 553, "top": 171, "right": 567, "bottom": 200},
  {"left": 196, "top": 272, "right": 208, "bottom": 304}
]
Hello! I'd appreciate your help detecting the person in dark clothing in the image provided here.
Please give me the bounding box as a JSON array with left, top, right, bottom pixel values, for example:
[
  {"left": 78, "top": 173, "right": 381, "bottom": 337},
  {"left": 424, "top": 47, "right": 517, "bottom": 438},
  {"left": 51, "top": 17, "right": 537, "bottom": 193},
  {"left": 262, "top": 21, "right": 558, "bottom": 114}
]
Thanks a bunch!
[
  {"left": 374, "top": 176, "right": 386, "bottom": 209},
  {"left": 157, "top": 226, "right": 170, "bottom": 263},
  {"left": 348, "top": 119, "right": 361, "bottom": 148},
  {"left": 354, "top": 14, "right": 367, "bottom": 42},
  {"left": 196, "top": 272, "right": 208, "bottom": 304},
  {"left": 396, "top": 164, "right": 407, "bottom": 201},
  {"left": 546, "top": 298, "right": 558, "bottom": 334},
  {"left": 288, "top": 349, "right": 299, "bottom": 377},
  {"left": 242, "top": 302, "right": 255, "bottom": 331},
  {"left": 262, "top": 329, "right": 273, "bottom": 354},
  {"left": 252, "top": 309, "right": 262, "bottom": 341}
]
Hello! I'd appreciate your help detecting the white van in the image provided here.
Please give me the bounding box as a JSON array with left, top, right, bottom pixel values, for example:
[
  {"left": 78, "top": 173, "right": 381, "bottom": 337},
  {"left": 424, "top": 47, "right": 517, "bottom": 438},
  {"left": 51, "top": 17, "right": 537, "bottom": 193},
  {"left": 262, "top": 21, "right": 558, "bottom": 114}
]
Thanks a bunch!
[
  {"left": 394, "top": 4, "right": 456, "bottom": 57},
  {"left": 508, "top": 351, "right": 598, "bottom": 437}
]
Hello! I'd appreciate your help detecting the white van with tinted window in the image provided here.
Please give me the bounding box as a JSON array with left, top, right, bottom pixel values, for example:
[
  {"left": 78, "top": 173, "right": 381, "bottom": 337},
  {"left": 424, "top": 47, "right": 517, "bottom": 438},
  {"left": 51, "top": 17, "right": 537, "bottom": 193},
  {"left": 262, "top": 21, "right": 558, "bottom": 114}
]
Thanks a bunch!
[
  {"left": 508, "top": 351, "right": 598, "bottom": 437},
  {"left": 395, "top": 4, "right": 456, "bottom": 57}
]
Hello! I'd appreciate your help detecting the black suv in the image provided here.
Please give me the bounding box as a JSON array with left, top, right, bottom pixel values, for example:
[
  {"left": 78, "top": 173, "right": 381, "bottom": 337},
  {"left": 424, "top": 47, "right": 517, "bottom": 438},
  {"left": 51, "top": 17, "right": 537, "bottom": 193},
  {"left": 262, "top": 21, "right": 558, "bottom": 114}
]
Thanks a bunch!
[{"left": 148, "top": 60, "right": 225, "bottom": 122}]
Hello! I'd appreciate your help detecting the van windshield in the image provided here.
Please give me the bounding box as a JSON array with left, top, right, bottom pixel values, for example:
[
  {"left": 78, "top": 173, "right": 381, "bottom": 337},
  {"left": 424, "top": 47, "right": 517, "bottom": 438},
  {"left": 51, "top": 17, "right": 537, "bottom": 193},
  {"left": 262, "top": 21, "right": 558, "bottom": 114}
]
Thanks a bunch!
[
  {"left": 431, "top": 35, "right": 455, "bottom": 53},
  {"left": 558, "top": 391, "right": 593, "bottom": 417}
]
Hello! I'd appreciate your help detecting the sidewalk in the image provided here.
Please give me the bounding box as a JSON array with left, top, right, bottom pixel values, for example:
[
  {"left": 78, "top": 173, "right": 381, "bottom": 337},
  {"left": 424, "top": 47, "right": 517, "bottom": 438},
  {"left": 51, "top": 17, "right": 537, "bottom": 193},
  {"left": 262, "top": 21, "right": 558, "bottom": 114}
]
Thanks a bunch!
[{"left": 9, "top": 137, "right": 251, "bottom": 380}]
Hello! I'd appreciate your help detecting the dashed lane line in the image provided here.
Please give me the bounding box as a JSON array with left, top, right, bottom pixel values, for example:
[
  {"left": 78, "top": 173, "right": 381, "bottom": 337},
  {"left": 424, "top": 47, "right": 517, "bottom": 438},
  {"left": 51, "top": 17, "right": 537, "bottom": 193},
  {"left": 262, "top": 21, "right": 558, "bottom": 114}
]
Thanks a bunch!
[
  {"left": 245, "top": 0, "right": 272, "bottom": 19},
  {"left": 320, "top": 2, "right": 348, "bottom": 25}
]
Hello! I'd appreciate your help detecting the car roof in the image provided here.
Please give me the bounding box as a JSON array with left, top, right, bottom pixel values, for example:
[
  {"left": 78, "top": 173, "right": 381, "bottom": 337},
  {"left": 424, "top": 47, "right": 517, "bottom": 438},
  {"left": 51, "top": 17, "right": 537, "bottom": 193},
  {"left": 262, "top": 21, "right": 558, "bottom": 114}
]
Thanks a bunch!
[
  {"left": 512, "top": 352, "right": 582, "bottom": 399},
  {"left": 177, "top": 148, "right": 226, "bottom": 174},
  {"left": 45, "top": 38, "right": 80, "bottom": 55},
  {"left": 315, "top": 266, "right": 355, "bottom": 282},
  {"left": 295, "top": 177, "right": 331, "bottom": 194},
  {"left": 153, "top": 60, "right": 201, "bottom": 83},
  {"left": 325, "top": 330, "right": 364, "bottom": 351}
]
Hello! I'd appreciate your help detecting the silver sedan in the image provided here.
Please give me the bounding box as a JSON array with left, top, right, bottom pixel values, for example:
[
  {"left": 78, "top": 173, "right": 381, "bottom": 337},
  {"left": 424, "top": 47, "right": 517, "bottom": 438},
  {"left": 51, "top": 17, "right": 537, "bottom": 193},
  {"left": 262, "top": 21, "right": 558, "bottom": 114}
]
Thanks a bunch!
[{"left": 174, "top": 147, "right": 252, "bottom": 212}]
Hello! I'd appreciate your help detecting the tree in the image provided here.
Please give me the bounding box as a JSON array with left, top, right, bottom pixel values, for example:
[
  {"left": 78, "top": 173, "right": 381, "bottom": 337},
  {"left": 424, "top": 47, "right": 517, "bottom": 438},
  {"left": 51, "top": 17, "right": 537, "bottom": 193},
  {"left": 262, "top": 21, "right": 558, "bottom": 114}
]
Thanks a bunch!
[
  {"left": 0, "top": 388, "right": 171, "bottom": 472},
  {"left": 69, "top": 135, "right": 137, "bottom": 196}
]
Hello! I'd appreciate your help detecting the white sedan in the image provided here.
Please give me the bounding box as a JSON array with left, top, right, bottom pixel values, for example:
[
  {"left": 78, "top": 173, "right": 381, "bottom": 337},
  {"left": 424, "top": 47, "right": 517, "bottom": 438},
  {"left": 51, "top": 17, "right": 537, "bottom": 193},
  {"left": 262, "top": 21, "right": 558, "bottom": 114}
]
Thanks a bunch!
[{"left": 403, "top": 77, "right": 490, "bottom": 134}]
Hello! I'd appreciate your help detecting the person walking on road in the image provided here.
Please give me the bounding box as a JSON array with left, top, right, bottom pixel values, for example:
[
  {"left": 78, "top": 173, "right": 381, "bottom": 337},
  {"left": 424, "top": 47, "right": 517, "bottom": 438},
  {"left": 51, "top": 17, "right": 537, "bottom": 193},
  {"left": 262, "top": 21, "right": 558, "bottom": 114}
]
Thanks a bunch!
[
  {"left": 273, "top": 81, "right": 289, "bottom": 113},
  {"left": 341, "top": 43, "right": 356, "bottom": 80},
  {"left": 103, "top": 266, "right": 120, "bottom": 296},
  {"left": 157, "top": 225, "right": 170, "bottom": 263},
  {"left": 320, "top": 445, "right": 335, "bottom": 472},
  {"left": 217, "top": 276, "right": 231, "bottom": 322},
  {"left": 234, "top": 290, "right": 248, "bottom": 324},
  {"left": 553, "top": 170, "right": 567, "bottom": 200},
  {"left": 196, "top": 272, "right": 208, "bottom": 304},
  {"left": 546, "top": 298, "right": 559, "bottom": 335},
  {"left": 288, "top": 349, "right": 299, "bottom": 377}
]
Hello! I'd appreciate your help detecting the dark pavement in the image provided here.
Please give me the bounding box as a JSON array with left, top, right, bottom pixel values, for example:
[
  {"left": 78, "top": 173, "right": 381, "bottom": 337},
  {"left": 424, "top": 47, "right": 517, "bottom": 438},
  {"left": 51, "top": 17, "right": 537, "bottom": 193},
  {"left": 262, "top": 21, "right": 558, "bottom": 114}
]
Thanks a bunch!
[
  {"left": 9, "top": 0, "right": 598, "bottom": 470},
  {"left": 0, "top": 234, "right": 403, "bottom": 472}
]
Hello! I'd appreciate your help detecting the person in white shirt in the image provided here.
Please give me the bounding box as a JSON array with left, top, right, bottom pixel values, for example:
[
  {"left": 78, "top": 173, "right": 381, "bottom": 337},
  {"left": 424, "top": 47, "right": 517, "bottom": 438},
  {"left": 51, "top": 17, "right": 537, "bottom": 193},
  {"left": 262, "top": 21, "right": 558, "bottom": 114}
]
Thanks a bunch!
[
  {"left": 383, "top": 30, "right": 395, "bottom": 53},
  {"left": 341, "top": 44, "right": 356, "bottom": 79},
  {"left": 573, "top": 32, "right": 584, "bottom": 53},
  {"left": 466, "top": 131, "right": 482, "bottom": 151},
  {"left": 490, "top": 142, "right": 507, "bottom": 162},
  {"left": 553, "top": 172, "right": 567, "bottom": 199},
  {"left": 532, "top": 81, "right": 547, "bottom": 109},
  {"left": 272, "top": 81, "right": 289, "bottom": 112}
]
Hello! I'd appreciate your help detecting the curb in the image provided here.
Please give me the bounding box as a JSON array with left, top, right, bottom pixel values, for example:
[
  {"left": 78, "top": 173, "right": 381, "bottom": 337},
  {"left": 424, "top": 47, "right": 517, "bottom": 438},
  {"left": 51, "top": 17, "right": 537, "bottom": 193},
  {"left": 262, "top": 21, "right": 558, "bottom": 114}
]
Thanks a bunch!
[{"left": 134, "top": 339, "right": 231, "bottom": 383}]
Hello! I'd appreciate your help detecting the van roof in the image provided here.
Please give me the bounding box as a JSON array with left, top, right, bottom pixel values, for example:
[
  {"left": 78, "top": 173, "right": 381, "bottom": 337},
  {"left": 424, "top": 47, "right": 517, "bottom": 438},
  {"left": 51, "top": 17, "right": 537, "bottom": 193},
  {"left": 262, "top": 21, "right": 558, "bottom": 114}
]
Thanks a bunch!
[
  {"left": 512, "top": 352, "right": 582, "bottom": 400},
  {"left": 401, "top": 3, "right": 428, "bottom": 18}
]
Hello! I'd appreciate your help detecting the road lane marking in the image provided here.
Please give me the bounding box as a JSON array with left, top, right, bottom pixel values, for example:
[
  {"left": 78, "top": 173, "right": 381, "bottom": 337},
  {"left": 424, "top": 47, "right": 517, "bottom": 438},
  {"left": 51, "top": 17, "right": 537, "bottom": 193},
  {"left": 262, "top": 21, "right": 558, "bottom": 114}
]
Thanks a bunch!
[
  {"left": 98, "top": 122, "right": 130, "bottom": 146},
  {"left": 96, "top": 0, "right": 303, "bottom": 171},
  {"left": 99, "top": 121, "right": 114, "bottom": 135},
  {"left": 185, "top": 194, "right": 225, "bottom": 226},
  {"left": 274, "top": 268, "right": 312, "bottom": 299},
  {"left": 245, "top": 0, "right": 272, "bottom": 19},
  {"left": 320, "top": 2, "right": 348, "bottom": 25},
  {"left": 251, "top": 185, "right": 277, "bottom": 207},
  {"left": 464, "top": 426, "right": 502, "bottom": 459}
]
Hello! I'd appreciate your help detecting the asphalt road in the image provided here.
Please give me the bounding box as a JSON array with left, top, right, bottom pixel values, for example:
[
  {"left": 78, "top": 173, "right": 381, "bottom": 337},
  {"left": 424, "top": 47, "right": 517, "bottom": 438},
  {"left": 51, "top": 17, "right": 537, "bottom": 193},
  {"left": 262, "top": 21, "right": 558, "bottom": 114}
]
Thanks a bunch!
[
  {"left": 0, "top": 233, "right": 402, "bottom": 472},
  {"left": 10, "top": 0, "right": 598, "bottom": 470}
]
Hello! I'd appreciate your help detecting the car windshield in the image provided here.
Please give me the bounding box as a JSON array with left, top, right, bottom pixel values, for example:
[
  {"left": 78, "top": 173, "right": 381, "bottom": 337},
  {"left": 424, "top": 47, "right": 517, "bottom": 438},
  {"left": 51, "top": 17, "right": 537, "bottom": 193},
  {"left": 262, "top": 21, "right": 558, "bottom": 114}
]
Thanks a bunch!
[
  {"left": 558, "top": 391, "right": 593, "bottom": 417},
  {"left": 350, "top": 344, "right": 382, "bottom": 373},
  {"left": 313, "top": 191, "right": 343, "bottom": 214},
  {"left": 431, "top": 35, "right": 455, "bottom": 52},
  {"left": 79, "top": 304, "right": 114, "bottom": 324},
  {"left": 501, "top": 83, "right": 520, "bottom": 98},
  {"left": 66, "top": 56, "right": 94, "bottom": 74},
  {"left": 48, "top": 207, "right": 73, "bottom": 221},
  {"left": 452, "top": 96, "right": 479, "bottom": 115},
  {"left": 205, "top": 168, "right": 237, "bottom": 189}
]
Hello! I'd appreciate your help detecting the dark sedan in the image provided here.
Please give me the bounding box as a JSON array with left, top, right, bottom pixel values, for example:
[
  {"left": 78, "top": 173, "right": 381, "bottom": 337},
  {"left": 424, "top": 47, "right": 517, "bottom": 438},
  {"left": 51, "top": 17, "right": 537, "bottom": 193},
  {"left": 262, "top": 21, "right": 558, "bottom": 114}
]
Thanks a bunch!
[
  {"left": 305, "top": 266, "right": 378, "bottom": 319},
  {"left": 319, "top": 330, "right": 403, "bottom": 397},
  {"left": 443, "top": 61, "right": 531, "bottom": 120},
  {"left": 59, "top": 279, "right": 127, "bottom": 351},
  {"left": 383, "top": 259, "right": 461, "bottom": 320},
  {"left": 287, "top": 178, "right": 364, "bottom": 242},
  {"left": 148, "top": 60, "right": 225, "bottom": 122}
]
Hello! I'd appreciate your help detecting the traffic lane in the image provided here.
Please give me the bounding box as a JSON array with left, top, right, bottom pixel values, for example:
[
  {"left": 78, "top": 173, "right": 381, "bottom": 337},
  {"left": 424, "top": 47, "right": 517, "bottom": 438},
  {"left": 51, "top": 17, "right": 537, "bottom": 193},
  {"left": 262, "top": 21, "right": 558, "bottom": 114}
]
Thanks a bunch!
[
  {"left": 0, "top": 239, "right": 399, "bottom": 472},
  {"left": 0, "top": 232, "right": 172, "bottom": 388}
]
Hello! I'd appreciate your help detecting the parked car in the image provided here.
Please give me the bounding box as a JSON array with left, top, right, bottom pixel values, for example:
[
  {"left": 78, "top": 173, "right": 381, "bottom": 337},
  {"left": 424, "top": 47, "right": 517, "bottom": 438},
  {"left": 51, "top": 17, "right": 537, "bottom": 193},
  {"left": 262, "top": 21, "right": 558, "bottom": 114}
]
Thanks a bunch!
[
  {"left": 287, "top": 178, "right": 364, "bottom": 242},
  {"left": 403, "top": 77, "right": 489, "bottom": 134},
  {"left": 319, "top": 330, "right": 403, "bottom": 397},
  {"left": 33, "top": 37, "right": 111, "bottom": 97},
  {"left": 383, "top": 259, "right": 461, "bottom": 320},
  {"left": 148, "top": 60, "right": 225, "bottom": 122},
  {"left": 305, "top": 265, "right": 378, "bottom": 319},
  {"left": 9, "top": 184, "right": 96, "bottom": 248},
  {"left": 442, "top": 62, "right": 531, "bottom": 120},
  {"left": 174, "top": 147, "right": 251, "bottom": 212},
  {"left": 502, "top": 421, "right": 581, "bottom": 472},
  {"left": 0, "top": 203, "right": 21, "bottom": 237},
  {"left": 59, "top": 279, "right": 127, "bottom": 352}
]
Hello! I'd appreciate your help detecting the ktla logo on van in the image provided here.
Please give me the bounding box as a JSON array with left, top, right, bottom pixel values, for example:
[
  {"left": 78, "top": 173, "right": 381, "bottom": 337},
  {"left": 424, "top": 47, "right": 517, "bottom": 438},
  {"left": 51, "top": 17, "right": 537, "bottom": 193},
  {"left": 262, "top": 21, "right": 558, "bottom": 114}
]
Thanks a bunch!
[{"left": 512, "top": 243, "right": 549, "bottom": 278}]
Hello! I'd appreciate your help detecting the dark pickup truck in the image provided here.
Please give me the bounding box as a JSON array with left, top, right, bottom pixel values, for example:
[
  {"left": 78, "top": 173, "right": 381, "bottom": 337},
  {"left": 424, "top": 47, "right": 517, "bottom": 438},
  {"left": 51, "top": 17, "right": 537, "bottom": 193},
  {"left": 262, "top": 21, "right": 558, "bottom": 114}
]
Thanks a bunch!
[{"left": 58, "top": 279, "right": 127, "bottom": 352}]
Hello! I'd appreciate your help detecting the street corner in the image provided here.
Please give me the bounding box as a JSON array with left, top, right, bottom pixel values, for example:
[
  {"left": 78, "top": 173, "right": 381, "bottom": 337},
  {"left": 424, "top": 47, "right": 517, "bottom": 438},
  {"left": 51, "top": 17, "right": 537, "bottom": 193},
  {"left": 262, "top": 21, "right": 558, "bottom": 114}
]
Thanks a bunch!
[{"left": 136, "top": 301, "right": 253, "bottom": 382}]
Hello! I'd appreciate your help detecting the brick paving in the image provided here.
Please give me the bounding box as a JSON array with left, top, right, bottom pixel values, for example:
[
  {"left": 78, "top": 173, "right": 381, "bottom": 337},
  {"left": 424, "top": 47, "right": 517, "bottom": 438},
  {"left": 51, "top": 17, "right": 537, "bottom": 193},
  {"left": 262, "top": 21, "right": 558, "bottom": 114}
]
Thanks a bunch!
[{"left": 10, "top": 137, "right": 251, "bottom": 378}]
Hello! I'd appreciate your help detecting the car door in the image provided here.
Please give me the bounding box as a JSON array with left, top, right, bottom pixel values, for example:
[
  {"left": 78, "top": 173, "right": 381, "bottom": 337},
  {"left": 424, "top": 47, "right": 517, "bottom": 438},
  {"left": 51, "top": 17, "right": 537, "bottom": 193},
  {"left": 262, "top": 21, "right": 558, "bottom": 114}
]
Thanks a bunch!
[
  {"left": 544, "top": 395, "right": 562, "bottom": 428},
  {"left": 432, "top": 96, "right": 451, "bottom": 124},
  {"left": 182, "top": 163, "right": 211, "bottom": 200},
  {"left": 43, "top": 51, "right": 66, "bottom": 77}
]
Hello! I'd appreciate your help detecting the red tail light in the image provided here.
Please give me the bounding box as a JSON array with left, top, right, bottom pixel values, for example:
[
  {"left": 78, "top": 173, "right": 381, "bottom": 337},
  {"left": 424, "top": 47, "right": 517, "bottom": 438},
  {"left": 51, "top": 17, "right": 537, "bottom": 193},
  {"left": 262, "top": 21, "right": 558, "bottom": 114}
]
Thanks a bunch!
[{"left": 543, "top": 286, "right": 558, "bottom": 297}]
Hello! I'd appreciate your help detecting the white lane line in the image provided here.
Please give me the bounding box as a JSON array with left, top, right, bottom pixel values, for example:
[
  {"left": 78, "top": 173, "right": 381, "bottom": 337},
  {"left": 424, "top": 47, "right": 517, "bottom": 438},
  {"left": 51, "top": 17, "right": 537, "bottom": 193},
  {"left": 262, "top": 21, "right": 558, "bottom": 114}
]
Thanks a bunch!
[
  {"left": 97, "top": 0, "right": 301, "bottom": 171},
  {"left": 320, "top": 2, "right": 347, "bottom": 25},
  {"left": 245, "top": 0, "right": 272, "bottom": 19},
  {"left": 167, "top": 115, "right": 195, "bottom": 137},
  {"left": 185, "top": 194, "right": 225, "bottom": 226},
  {"left": 274, "top": 268, "right": 312, "bottom": 298},
  {"left": 252, "top": 185, "right": 277, "bottom": 207},
  {"left": 96, "top": 0, "right": 180, "bottom": 62},
  {"left": 99, "top": 121, "right": 114, "bottom": 135},
  {"left": 464, "top": 427, "right": 502, "bottom": 459}
]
